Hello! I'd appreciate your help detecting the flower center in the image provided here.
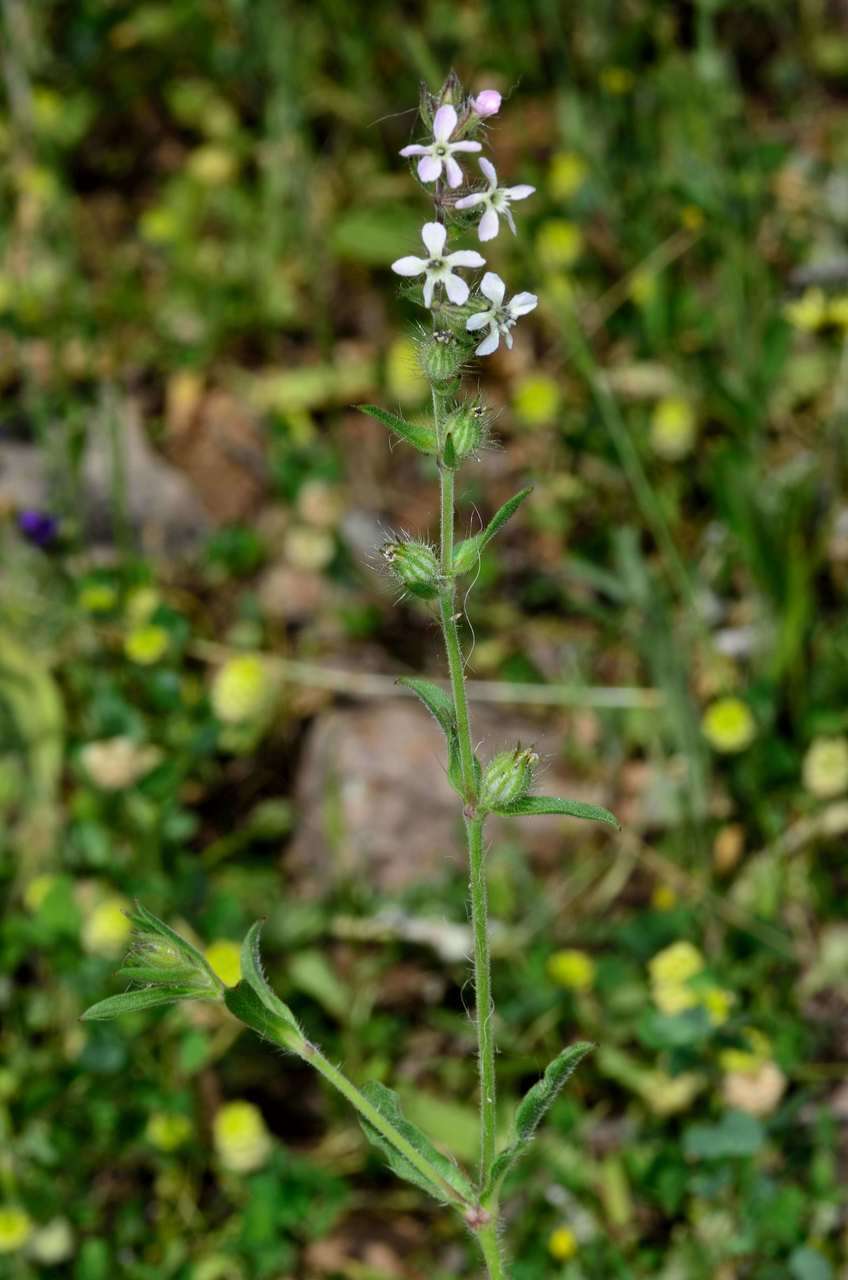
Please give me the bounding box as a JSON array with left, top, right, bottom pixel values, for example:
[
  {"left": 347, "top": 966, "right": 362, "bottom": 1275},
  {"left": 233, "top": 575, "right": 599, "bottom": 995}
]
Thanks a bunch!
[{"left": 435, "top": 145, "right": 448, "bottom": 157}]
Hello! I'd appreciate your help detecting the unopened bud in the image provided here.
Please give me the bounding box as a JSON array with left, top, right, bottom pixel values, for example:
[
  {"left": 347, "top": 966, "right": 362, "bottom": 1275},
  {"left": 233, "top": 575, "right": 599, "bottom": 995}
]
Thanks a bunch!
[
  {"left": 382, "top": 538, "right": 440, "bottom": 599},
  {"left": 470, "top": 89, "right": 502, "bottom": 119},
  {"left": 480, "top": 746, "right": 538, "bottom": 810},
  {"left": 417, "top": 329, "right": 467, "bottom": 388},
  {"left": 442, "top": 400, "right": 489, "bottom": 460}
]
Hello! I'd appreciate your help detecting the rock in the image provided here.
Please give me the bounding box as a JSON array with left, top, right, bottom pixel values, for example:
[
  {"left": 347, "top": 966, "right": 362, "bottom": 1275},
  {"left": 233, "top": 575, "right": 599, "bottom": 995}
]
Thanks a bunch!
[{"left": 287, "top": 698, "right": 613, "bottom": 894}]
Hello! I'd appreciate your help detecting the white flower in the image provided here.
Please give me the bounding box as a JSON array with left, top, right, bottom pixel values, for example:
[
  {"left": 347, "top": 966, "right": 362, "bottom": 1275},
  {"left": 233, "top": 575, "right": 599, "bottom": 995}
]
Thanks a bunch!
[
  {"left": 399, "top": 104, "right": 481, "bottom": 189},
  {"left": 465, "top": 272, "right": 538, "bottom": 355},
  {"left": 392, "top": 222, "right": 485, "bottom": 307},
  {"left": 455, "top": 158, "right": 535, "bottom": 242}
]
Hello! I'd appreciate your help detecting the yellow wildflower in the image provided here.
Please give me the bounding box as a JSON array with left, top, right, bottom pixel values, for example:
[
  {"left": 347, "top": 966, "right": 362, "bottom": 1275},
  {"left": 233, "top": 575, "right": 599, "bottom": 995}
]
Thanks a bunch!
[
  {"left": 548, "top": 152, "right": 588, "bottom": 201},
  {"left": 211, "top": 655, "right": 274, "bottom": 724},
  {"left": 649, "top": 396, "right": 697, "bottom": 461},
  {"left": 0, "top": 1206, "right": 33, "bottom": 1254},
  {"left": 828, "top": 294, "right": 848, "bottom": 327},
  {"left": 802, "top": 736, "right": 848, "bottom": 799},
  {"left": 386, "top": 336, "right": 428, "bottom": 405},
  {"left": 204, "top": 939, "right": 242, "bottom": 988},
  {"left": 548, "top": 1225, "right": 578, "bottom": 1261},
  {"left": 147, "top": 1112, "right": 193, "bottom": 1152},
  {"left": 701, "top": 986, "right": 735, "bottom": 1027},
  {"left": 651, "top": 884, "right": 678, "bottom": 911},
  {"left": 188, "top": 145, "right": 237, "bottom": 186},
  {"left": 213, "top": 1101, "right": 271, "bottom": 1173},
  {"left": 702, "top": 697, "right": 756, "bottom": 754},
  {"left": 649, "top": 941, "right": 704, "bottom": 987},
  {"left": 547, "top": 949, "right": 595, "bottom": 992},
  {"left": 124, "top": 625, "right": 169, "bottom": 665},
  {"left": 83, "top": 897, "right": 131, "bottom": 953},
  {"left": 512, "top": 373, "right": 561, "bottom": 427},
  {"left": 718, "top": 1028, "right": 772, "bottom": 1075},
  {"left": 783, "top": 288, "right": 828, "bottom": 331},
  {"left": 536, "top": 219, "right": 583, "bottom": 270},
  {"left": 641, "top": 1070, "right": 704, "bottom": 1115},
  {"left": 79, "top": 583, "right": 118, "bottom": 614}
]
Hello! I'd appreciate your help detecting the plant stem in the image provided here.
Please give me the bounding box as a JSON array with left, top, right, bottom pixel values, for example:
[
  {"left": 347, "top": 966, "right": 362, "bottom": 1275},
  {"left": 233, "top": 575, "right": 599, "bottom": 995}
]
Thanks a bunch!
[
  {"left": 478, "top": 1221, "right": 508, "bottom": 1280},
  {"left": 302, "top": 1041, "right": 471, "bottom": 1211},
  {"left": 467, "top": 814, "right": 497, "bottom": 1179},
  {"left": 433, "top": 386, "right": 506, "bottom": 1278}
]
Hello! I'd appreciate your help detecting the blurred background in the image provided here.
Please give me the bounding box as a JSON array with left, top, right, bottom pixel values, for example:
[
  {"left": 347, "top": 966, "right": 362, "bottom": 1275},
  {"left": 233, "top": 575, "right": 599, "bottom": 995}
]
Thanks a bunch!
[{"left": 2, "top": 1, "right": 848, "bottom": 1277}]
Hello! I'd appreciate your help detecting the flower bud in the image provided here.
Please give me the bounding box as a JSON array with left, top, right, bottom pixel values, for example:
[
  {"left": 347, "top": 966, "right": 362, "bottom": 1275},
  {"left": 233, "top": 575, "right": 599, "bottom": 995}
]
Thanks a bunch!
[
  {"left": 471, "top": 89, "right": 502, "bottom": 118},
  {"left": 382, "top": 538, "right": 440, "bottom": 599},
  {"left": 480, "top": 745, "right": 539, "bottom": 810},
  {"left": 442, "top": 400, "right": 489, "bottom": 461},
  {"left": 417, "top": 329, "right": 467, "bottom": 388}
]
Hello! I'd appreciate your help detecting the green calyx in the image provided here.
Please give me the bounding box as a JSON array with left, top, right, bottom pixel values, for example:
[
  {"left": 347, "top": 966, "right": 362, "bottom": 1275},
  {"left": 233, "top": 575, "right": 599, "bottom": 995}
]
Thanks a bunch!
[
  {"left": 480, "top": 746, "right": 539, "bottom": 812},
  {"left": 442, "top": 400, "right": 489, "bottom": 462},
  {"left": 417, "top": 329, "right": 468, "bottom": 388},
  {"left": 382, "top": 538, "right": 440, "bottom": 599}
]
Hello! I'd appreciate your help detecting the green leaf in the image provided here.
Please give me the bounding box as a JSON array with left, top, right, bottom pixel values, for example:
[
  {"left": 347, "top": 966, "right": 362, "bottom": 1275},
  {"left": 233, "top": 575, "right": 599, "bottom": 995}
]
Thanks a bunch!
[
  {"left": 81, "top": 986, "right": 203, "bottom": 1021},
  {"left": 357, "top": 405, "right": 437, "bottom": 455},
  {"left": 493, "top": 794, "right": 620, "bottom": 828},
  {"left": 683, "top": 1110, "right": 765, "bottom": 1160},
  {"left": 486, "top": 1042, "right": 593, "bottom": 1195},
  {"left": 224, "top": 980, "right": 302, "bottom": 1048},
  {"left": 396, "top": 677, "right": 456, "bottom": 739},
  {"left": 238, "top": 921, "right": 302, "bottom": 1035},
  {"left": 453, "top": 486, "right": 533, "bottom": 575},
  {"left": 359, "top": 1082, "right": 474, "bottom": 1205},
  {"left": 443, "top": 431, "right": 457, "bottom": 469}
]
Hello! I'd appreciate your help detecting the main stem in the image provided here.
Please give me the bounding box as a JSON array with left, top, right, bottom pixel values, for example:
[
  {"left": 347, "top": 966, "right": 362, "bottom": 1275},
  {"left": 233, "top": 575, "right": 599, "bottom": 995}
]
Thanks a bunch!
[{"left": 434, "top": 390, "right": 506, "bottom": 1276}]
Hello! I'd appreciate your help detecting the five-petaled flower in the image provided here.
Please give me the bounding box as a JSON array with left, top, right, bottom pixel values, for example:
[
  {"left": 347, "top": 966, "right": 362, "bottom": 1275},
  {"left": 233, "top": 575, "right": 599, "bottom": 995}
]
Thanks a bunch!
[
  {"left": 455, "top": 157, "right": 535, "bottom": 242},
  {"left": 466, "top": 272, "right": 538, "bottom": 356},
  {"left": 392, "top": 222, "right": 485, "bottom": 307},
  {"left": 400, "top": 105, "right": 481, "bottom": 189}
]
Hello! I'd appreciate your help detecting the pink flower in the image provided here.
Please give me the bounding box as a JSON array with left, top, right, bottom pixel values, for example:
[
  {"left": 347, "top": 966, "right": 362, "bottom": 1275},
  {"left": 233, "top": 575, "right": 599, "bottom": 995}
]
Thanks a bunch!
[
  {"left": 470, "top": 90, "right": 502, "bottom": 118},
  {"left": 392, "top": 221, "right": 486, "bottom": 307},
  {"left": 399, "top": 105, "right": 481, "bottom": 189}
]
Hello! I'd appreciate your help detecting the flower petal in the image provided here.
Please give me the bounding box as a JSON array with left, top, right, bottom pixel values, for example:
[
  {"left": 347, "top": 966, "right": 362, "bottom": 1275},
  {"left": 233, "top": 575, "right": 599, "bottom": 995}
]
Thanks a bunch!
[
  {"left": 478, "top": 207, "right": 500, "bottom": 241},
  {"left": 506, "top": 184, "right": 535, "bottom": 201},
  {"left": 454, "top": 193, "right": 486, "bottom": 210},
  {"left": 475, "top": 328, "right": 501, "bottom": 357},
  {"left": 504, "top": 330, "right": 514, "bottom": 349},
  {"left": 480, "top": 272, "right": 506, "bottom": 305},
  {"left": 422, "top": 274, "right": 436, "bottom": 308},
  {"left": 450, "top": 141, "right": 482, "bottom": 152},
  {"left": 432, "top": 104, "right": 457, "bottom": 142},
  {"left": 509, "top": 291, "right": 538, "bottom": 317},
  {"left": 503, "top": 206, "right": 517, "bottom": 235},
  {"left": 447, "top": 250, "right": 486, "bottom": 268},
  {"left": 466, "top": 311, "right": 492, "bottom": 331},
  {"left": 399, "top": 144, "right": 427, "bottom": 157},
  {"left": 444, "top": 271, "right": 470, "bottom": 304},
  {"left": 444, "top": 155, "right": 464, "bottom": 188},
  {"left": 391, "top": 256, "right": 427, "bottom": 276},
  {"left": 421, "top": 221, "right": 447, "bottom": 256},
  {"left": 479, "top": 157, "right": 498, "bottom": 188},
  {"left": 417, "top": 153, "right": 441, "bottom": 183}
]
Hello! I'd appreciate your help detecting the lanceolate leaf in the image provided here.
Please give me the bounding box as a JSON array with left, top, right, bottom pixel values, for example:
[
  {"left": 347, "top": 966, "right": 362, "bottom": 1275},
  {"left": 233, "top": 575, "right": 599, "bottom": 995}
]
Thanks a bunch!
[
  {"left": 224, "top": 980, "right": 302, "bottom": 1048},
  {"left": 453, "top": 486, "right": 533, "bottom": 575},
  {"left": 239, "top": 921, "right": 302, "bottom": 1035},
  {"left": 396, "top": 677, "right": 456, "bottom": 740},
  {"left": 359, "top": 1082, "right": 474, "bottom": 1205},
  {"left": 357, "top": 405, "right": 437, "bottom": 455},
  {"left": 486, "top": 1042, "right": 594, "bottom": 1195},
  {"left": 81, "top": 986, "right": 204, "bottom": 1021},
  {"left": 495, "top": 794, "right": 620, "bottom": 829}
]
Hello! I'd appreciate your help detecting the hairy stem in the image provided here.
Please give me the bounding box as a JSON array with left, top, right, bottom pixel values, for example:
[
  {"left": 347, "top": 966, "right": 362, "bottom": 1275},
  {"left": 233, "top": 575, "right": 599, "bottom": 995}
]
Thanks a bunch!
[
  {"left": 478, "top": 1220, "right": 509, "bottom": 1280},
  {"left": 433, "top": 386, "right": 505, "bottom": 1277},
  {"left": 467, "top": 814, "right": 497, "bottom": 1179},
  {"left": 302, "top": 1041, "right": 471, "bottom": 1210}
]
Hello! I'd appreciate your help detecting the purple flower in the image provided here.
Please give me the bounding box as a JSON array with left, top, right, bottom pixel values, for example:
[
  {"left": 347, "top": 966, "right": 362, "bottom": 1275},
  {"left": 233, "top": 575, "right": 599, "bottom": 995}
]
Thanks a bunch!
[
  {"left": 18, "top": 509, "right": 59, "bottom": 547},
  {"left": 455, "top": 158, "right": 535, "bottom": 242},
  {"left": 470, "top": 90, "right": 502, "bottom": 119}
]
